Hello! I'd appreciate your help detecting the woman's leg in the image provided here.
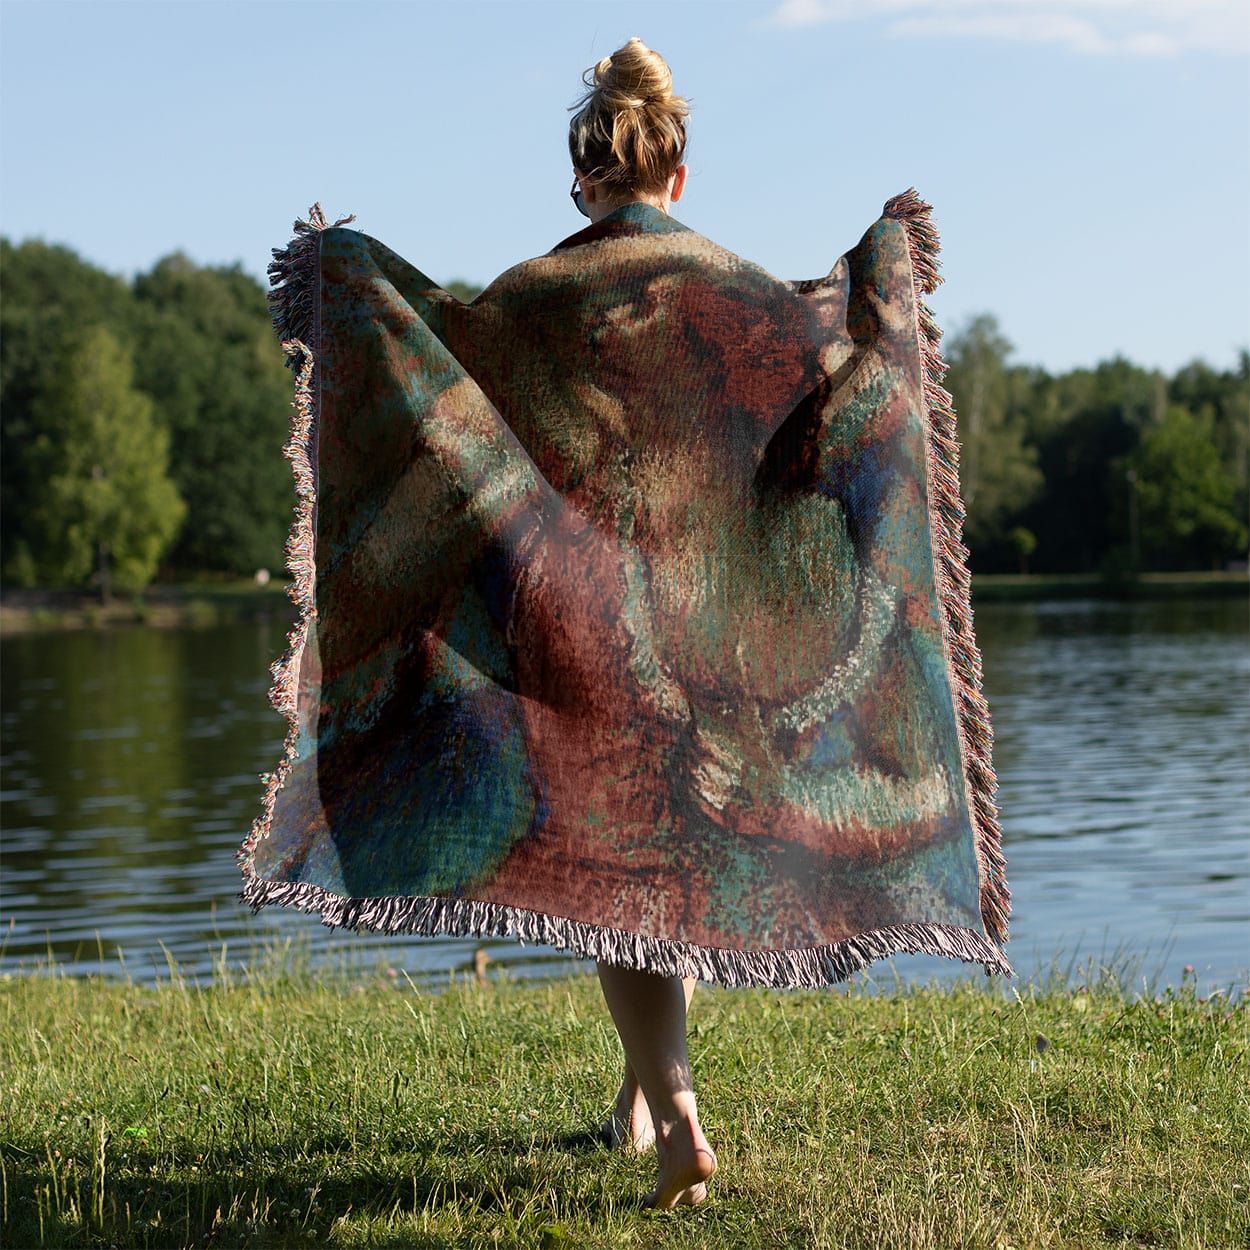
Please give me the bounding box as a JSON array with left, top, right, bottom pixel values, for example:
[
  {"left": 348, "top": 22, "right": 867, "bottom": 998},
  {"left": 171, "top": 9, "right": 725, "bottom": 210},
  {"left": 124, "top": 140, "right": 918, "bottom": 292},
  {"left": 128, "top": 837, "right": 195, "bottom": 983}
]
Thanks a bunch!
[
  {"left": 602, "top": 977, "right": 696, "bottom": 1151},
  {"left": 596, "top": 963, "right": 717, "bottom": 1208}
]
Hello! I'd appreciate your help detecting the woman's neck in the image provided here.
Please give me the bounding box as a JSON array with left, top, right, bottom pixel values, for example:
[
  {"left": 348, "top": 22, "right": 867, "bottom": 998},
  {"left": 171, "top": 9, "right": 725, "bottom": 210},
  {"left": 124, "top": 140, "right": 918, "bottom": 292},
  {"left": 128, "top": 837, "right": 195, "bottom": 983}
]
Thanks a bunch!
[{"left": 587, "top": 192, "right": 669, "bottom": 225}]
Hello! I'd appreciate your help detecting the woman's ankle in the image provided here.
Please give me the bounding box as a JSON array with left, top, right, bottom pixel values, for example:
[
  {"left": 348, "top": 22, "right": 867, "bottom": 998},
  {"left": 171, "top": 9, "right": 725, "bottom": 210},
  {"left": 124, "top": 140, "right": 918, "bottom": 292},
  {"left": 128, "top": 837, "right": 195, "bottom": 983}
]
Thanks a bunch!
[{"left": 648, "top": 1089, "right": 701, "bottom": 1135}]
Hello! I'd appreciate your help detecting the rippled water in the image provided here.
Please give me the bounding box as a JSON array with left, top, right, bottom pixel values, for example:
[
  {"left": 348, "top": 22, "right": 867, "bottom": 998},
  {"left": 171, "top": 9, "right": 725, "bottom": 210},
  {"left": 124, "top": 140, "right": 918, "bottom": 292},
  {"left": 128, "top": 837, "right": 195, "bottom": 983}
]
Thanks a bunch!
[{"left": 2, "top": 597, "right": 1246, "bottom": 993}]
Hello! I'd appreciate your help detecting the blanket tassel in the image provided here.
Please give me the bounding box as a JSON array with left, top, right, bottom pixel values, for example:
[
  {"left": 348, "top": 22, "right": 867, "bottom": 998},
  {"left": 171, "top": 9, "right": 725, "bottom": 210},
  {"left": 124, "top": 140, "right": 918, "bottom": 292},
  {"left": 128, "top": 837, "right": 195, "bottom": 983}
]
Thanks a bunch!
[
  {"left": 884, "top": 188, "right": 1011, "bottom": 948},
  {"left": 237, "top": 204, "right": 350, "bottom": 870},
  {"left": 240, "top": 872, "right": 1014, "bottom": 987}
]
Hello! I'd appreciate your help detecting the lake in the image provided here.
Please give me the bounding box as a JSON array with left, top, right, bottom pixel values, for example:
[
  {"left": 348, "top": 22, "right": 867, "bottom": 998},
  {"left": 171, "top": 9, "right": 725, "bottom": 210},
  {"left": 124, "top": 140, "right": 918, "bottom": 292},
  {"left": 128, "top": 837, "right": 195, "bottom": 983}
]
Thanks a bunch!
[{"left": 2, "top": 596, "right": 1247, "bottom": 995}]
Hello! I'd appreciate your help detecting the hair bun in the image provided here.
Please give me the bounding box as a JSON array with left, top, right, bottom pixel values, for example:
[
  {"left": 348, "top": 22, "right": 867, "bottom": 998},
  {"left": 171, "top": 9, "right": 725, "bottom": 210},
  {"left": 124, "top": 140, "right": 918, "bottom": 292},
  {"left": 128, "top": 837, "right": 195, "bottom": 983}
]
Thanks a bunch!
[
  {"left": 569, "top": 37, "right": 689, "bottom": 196},
  {"left": 595, "top": 36, "right": 673, "bottom": 109}
]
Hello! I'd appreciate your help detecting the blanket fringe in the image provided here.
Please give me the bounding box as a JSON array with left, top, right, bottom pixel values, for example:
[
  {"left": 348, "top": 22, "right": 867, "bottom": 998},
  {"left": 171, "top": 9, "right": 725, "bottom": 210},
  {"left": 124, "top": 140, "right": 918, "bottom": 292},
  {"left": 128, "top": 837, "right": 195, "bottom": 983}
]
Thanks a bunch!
[
  {"left": 237, "top": 205, "right": 349, "bottom": 871},
  {"left": 265, "top": 203, "right": 355, "bottom": 363},
  {"left": 883, "top": 189, "right": 1011, "bottom": 947},
  {"left": 240, "top": 872, "right": 1014, "bottom": 987}
]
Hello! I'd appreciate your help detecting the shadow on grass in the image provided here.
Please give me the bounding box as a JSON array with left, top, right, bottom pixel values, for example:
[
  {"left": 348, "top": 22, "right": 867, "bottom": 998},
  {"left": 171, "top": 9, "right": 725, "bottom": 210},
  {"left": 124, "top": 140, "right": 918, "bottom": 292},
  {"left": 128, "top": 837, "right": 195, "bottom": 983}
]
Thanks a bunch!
[{"left": 4, "top": 1124, "right": 638, "bottom": 1250}]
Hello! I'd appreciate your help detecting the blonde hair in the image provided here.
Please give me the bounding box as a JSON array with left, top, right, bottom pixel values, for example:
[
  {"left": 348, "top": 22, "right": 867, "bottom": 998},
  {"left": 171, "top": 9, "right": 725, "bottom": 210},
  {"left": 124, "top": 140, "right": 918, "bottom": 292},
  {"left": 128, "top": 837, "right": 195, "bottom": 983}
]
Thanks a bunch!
[{"left": 568, "top": 37, "right": 689, "bottom": 197}]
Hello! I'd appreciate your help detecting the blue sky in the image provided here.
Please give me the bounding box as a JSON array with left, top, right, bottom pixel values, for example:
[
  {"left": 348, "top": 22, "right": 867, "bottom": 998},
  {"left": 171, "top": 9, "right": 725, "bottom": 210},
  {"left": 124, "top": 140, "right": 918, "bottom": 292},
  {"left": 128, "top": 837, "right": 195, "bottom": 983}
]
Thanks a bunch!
[{"left": 2, "top": 0, "right": 1246, "bottom": 374}]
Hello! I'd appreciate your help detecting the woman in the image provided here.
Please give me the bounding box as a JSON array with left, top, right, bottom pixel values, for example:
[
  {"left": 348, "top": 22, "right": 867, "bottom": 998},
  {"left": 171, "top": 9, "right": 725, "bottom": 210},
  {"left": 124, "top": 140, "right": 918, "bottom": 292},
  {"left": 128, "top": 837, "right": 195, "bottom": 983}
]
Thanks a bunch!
[
  {"left": 567, "top": 39, "right": 717, "bottom": 1209},
  {"left": 241, "top": 36, "right": 1010, "bottom": 1215}
]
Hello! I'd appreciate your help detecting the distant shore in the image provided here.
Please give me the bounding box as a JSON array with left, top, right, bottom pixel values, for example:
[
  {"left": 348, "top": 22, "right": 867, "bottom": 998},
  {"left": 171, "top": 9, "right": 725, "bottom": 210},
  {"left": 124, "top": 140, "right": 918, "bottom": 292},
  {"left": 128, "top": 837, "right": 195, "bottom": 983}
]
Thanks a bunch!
[
  {"left": 968, "top": 569, "right": 1248, "bottom": 601},
  {"left": 1, "top": 570, "right": 1245, "bottom": 635},
  {"left": 0, "top": 581, "right": 294, "bottom": 634}
]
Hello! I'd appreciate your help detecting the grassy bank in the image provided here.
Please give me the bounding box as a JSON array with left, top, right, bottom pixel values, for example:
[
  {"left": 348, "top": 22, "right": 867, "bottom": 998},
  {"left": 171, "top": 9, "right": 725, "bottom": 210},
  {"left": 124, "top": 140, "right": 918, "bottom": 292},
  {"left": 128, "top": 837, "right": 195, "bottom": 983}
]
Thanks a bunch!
[
  {"left": 969, "top": 570, "right": 1248, "bottom": 602},
  {"left": 2, "top": 963, "right": 1245, "bottom": 1249},
  {"left": 0, "top": 582, "right": 294, "bottom": 634},
  {"left": 1, "top": 571, "right": 1245, "bottom": 633}
]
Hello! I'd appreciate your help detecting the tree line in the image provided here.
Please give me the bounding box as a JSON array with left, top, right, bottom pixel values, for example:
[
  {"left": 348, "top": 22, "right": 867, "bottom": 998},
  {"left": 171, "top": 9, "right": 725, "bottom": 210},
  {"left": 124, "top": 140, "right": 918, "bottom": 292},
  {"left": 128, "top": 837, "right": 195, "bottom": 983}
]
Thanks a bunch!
[
  {"left": 1, "top": 238, "right": 1246, "bottom": 595},
  {"left": 944, "top": 315, "right": 1247, "bottom": 575}
]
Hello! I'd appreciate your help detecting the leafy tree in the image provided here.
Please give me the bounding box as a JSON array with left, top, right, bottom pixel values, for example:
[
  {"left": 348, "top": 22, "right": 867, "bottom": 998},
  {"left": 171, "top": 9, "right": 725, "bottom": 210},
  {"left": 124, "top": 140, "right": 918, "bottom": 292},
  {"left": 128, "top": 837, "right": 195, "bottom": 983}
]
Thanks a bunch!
[
  {"left": 1169, "top": 353, "right": 1250, "bottom": 533},
  {"left": 23, "top": 326, "right": 185, "bottom": 596},
  {"left": 1020, "top": 357, "right": 1163, "bottom": 572},
  {"left": 1, "top": 239, "right": 139, "bottom": 579},
  {"left": 131, "top": 255, "right": 293, "bottom": 574},
  {"left": 1129, "top": 405, "right": 1246, "bottom": 570},
  {"left": 1006, "top": 526, "right": 1037, "bottom": 574},
  {"left": 445, "top": 280, "right": 484, "bottom": 304},
  {"left": 943, "top": 315, "right": 1042, "bottom": 564}
]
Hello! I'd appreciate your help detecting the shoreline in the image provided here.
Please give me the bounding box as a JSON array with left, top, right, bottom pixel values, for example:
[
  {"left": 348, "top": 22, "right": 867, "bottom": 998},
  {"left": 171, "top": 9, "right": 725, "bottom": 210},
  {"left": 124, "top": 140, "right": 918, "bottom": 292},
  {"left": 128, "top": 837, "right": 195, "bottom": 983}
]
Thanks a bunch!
[
  {"left": 1, "top": 570, "right": 1245, "bottom": 635},
  {"left": 968, "top": 569, "right": 1248, "bottom": 601},
  {"left": 0, "top": 582, "right": 294, "bottom": 634}
]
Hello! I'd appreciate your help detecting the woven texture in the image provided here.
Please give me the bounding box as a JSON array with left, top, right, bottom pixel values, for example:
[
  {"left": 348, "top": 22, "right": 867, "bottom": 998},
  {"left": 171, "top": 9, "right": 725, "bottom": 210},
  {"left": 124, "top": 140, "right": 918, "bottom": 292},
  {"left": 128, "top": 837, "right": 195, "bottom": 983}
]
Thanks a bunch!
[{"left": 238, "top": 194, "right": 1012, "bottom": 986}]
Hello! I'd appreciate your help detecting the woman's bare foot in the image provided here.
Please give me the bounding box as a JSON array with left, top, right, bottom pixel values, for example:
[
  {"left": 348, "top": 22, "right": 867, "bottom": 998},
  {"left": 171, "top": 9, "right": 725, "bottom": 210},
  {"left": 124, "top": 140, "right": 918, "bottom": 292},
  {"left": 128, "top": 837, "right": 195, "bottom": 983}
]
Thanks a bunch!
[
  {"left": 602, "top": 1075, "right": 655, "bottom": 1151},
  {"left": 644, "top": 1115, "right": 717, "bottom": 1209},
  {"left": 595, "top": 966, "right": 712, "bottom": 1207}
]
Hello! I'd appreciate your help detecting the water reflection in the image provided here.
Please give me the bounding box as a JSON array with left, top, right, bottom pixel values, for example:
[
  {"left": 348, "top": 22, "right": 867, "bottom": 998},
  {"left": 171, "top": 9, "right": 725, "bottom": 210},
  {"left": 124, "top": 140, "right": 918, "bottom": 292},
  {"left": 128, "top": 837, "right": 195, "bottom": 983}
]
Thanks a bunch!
[{"left": 2, "top": 597, "right": 1246, "bottom": 992}]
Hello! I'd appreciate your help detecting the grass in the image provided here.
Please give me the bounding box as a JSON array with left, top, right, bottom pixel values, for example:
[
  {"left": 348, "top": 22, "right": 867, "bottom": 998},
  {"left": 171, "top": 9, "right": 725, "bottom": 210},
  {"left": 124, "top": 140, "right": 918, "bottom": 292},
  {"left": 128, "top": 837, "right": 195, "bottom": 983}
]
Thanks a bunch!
[{"left": 1, "top": 955, "right": 1246, "bottom": 1250}]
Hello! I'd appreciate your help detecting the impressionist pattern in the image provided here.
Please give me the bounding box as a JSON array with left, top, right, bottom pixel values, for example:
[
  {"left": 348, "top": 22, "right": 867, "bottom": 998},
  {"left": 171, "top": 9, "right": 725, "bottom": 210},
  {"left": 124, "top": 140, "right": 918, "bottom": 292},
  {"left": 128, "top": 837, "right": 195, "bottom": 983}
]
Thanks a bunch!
[{"left": 238, "top": 196, "right": 1011, "bottom": 987}]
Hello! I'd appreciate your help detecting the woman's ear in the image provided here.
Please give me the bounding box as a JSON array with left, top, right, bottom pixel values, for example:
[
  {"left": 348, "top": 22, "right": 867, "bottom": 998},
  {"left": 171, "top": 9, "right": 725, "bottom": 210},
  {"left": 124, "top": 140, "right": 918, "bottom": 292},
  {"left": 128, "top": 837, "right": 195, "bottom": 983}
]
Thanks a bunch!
[{"left": 669, "top": 164, "right": 688, "bottom": 203}]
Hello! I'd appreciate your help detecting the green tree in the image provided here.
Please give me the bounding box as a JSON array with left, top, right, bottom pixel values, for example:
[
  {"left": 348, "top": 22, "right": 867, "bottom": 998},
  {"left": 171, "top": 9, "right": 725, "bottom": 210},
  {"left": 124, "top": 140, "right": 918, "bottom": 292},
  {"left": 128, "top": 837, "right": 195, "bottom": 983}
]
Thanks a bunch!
[
  {"left": 1169, "top": 353, "right": 1250, "bottom": 537},
  {"left": 1129, "top": 405, "right": 1246, "bottom": 570},
  {"left": 131, "top": 255, "right": 293, "bottom": 575},
  {"left": 1021, "top": 357, "right": 1163, "bottom": 572},
  {"left": 1, "top": 239, "right": 140, "bottom": 580},
  {"left": 943, "top": 315, "right": 1043, "bottom": 563},
  {"left": 24, "top": 326, "right": 185, "bottom": 597},
  {"left": 1006, "top": 526, "right": 1037, "bottom": 574},
  {"left": 445, "top": 280, "right": 483, "bottom": 304}
]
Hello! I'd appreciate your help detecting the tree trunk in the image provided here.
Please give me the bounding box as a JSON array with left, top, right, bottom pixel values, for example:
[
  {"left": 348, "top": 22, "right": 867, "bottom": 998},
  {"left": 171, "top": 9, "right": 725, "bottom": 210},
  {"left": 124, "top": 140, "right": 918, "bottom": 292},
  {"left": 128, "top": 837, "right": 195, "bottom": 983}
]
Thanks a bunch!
[{"left": 98, "top": 542, "right": 112, "bottom": 606}]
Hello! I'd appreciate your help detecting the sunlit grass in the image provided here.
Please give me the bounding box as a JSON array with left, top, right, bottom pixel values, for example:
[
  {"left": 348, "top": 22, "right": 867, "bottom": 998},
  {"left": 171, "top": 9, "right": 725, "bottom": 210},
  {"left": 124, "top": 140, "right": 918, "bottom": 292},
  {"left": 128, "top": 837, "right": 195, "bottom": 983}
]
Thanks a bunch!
[{"left": 2, "top": 952, "right": 1245, "bottom": 1249}]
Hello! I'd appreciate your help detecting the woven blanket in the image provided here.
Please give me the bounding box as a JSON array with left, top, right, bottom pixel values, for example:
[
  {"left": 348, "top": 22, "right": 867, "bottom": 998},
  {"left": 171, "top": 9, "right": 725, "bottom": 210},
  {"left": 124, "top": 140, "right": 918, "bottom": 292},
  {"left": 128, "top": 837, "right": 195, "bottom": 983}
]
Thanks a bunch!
[{"left": 237, "top": 191, "right": 1011, "bottom": 987}]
